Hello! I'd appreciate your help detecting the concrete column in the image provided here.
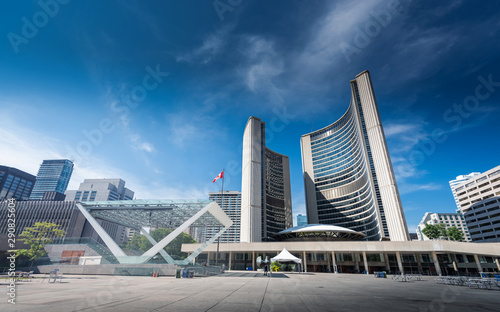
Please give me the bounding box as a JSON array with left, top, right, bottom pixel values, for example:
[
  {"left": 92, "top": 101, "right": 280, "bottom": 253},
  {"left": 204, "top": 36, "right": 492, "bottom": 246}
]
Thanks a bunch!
[
  {"left": 452, "top": 254, "right": 459, "bottom": 272},
  {"left": 252, "top": 251, "right": 255, "bottom": 271},
  {"left": 327, "top": 252, "right": 331, "bottom": 272},
  {"left": 431, "top": 251, "right": 442, "bottom": 276},
  {"left": 331, "top": 251, "right": 337, "bottom": 273},
  {"left": 229, "top": 251, "right": 232, "bottom": 271},
  {"left": 474, "top": 254, "right": 483, "bottom": 274},
  {"left": 495, "top": 258, "right": 500, "bottom": 271},
  {"left": 384, "top": 253, "right": 390, "bottom": 273},
  {"left": 362, "top": 251, "right": 369, "bottom": 274},
  {"left": 207, "top": 252, "right": 211, "bottom": 265},
  {"left": 303, "top": 251, "right": 307, "bottom": 273},
  {"left": 416, "top": 253, "right": 423, "bottom": 274},
  {"left": 396, "top": 251, "right": 404, "bottom": 275},
  {"left": 354, "top": 253, "right": 360, "bottom": 273}
]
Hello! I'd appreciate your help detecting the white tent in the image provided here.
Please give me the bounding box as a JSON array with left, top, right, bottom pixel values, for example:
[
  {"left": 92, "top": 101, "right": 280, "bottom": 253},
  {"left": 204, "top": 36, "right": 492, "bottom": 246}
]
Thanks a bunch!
[{"left": 271, "top": 247, "right": 302, "bottom": 264}]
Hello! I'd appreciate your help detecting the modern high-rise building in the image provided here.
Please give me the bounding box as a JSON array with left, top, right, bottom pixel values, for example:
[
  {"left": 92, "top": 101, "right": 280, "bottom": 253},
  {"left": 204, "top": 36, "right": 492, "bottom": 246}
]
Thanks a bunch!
[
  {"left": 416, "top": 212, "right": 471, "bottom": 242},
  {"left": 0, "top": 165, "right": 36, "bottom": 200},
  {"left": 296, "top": 214, "right": 307, "bottom": 226},
  {"left": 29, "top": 159, "right": 74, "bottom": 200},
  {"left": 449, "top": 173, "right": 481, "bottom": 213},
  {"left": 195, "top": 191, "right": 241, "bottom": 243},
  {"left": 65, "top": 178, "right": 134, "bottom": 202},
  {"left": 301, "top": 71, "right": 409, "bottom": 241},
  {"left": 455, "top": 165, "right": 500, "bottom": 243},
  {"left": 65, "top": 178, "right": 135, "bottom": 243},
  {"left": 241, "top": 116, "right": 293, "bottom": 242}
]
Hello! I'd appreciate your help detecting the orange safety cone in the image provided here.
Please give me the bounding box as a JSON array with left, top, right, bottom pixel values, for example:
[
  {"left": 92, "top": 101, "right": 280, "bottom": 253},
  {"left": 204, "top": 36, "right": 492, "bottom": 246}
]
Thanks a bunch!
[{"left": 153, "top": 272, "right": 156, "bottom": 277}]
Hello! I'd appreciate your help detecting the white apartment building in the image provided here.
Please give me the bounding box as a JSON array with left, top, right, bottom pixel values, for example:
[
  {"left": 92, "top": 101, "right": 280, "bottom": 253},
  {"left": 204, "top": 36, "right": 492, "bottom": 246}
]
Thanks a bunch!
[
  {"left": 456, "top": 165, "right": 500, "bottom": 243},
  {"left": 416, "top": 212, "right": 471, "bottom": 242},
  {"left": 449, "top": 173, "right": 481, "bottom": 213}
]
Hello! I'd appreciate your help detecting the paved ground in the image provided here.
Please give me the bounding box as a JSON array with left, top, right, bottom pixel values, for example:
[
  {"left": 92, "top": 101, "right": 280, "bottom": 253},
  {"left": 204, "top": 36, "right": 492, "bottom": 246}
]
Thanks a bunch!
[{"left": 2, "top": 272, "right": 500, "bottom": 311}]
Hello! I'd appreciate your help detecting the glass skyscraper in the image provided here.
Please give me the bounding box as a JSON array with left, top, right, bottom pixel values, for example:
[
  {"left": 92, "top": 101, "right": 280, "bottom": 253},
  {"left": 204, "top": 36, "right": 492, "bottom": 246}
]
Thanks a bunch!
[
  {"left": 296, "top": 214, "right": 307, "bottom": 226},
  {"left": 29, "top": 159, "right": 74, "bottom": 200},
  {"left": 301, "top": 71, "right": 409, "bottom": 241}
]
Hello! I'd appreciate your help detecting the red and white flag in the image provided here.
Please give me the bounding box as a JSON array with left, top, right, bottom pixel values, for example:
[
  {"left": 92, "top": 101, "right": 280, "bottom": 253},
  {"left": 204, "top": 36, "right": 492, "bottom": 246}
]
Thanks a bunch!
[{"left": 212, "top": 171, "right": 224, "bottom": 183}]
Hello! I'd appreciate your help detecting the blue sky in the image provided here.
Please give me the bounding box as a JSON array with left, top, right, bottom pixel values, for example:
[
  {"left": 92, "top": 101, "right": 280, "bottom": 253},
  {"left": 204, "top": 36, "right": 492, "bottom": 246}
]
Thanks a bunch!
[{"left": 1, "top": 0, "right": 499, "bottom": 232}]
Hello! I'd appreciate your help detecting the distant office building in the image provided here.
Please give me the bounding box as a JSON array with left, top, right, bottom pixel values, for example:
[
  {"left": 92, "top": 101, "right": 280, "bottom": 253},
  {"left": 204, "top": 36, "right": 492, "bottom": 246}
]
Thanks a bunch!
[
  {"left": 65, "top": 178, "right": 135, "bottom": 244},
  {"left": 409, "top": 233, "right": 418, "bottom": 241},
  {"left": 29, "top": 159, "right": 74, "bottom": 200},
  {"left": 0, "top": 165, "right": 36, "bottom": 200},
  {"left": 301, "top": 71, "right": 409, "bottom": 241},
  {"left": 42, "top": 191, "right": 66, "bottom": 201},
  {"left": 195, "top": 191, "right": 241, "bottom": 243},
  {"left": 449, "top": 173, "right": 481, "bottom": 213},
  {"left": 297, "top": 214, "right": 307, "bottom": 226},
  {"left": 455, "top": 165, "right": 500, "bottom": 242},
  {"left": 416, "top": 212, "right": 471, "bottom": 242},
  {"left": 65, "top": 178, "right": 134, "bottom": 202},
  {"left": 0, "top": 200, "right": 86, "bottom": 239},
  {"left": 0, "top": 200, "right": 127, "bottom": 248},
  {"left": 241, "top": 116, "right": 293, "bottom": 242}
]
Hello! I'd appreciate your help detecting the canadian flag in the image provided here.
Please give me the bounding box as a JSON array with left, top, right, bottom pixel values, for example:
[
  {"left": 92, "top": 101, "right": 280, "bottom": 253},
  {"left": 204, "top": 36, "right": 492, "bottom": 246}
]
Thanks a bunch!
[{"left": 212, "top": 171, "right": 224, "bottom": 183}]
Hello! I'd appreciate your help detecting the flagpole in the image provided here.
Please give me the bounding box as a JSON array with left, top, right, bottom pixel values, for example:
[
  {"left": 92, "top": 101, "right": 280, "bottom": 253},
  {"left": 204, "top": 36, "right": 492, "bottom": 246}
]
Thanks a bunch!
[{"left": 216, "top": 169, "right": 224, "bottom": 266}]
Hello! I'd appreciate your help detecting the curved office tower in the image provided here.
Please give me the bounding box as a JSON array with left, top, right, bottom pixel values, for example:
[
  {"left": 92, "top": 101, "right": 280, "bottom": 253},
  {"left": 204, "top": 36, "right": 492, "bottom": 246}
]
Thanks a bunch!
[
  {"left": 241, "top": 116, "right": 293, "bottom": 242},
  {"left": 301, "top": 71, "right": 409, "bottom": 241}
]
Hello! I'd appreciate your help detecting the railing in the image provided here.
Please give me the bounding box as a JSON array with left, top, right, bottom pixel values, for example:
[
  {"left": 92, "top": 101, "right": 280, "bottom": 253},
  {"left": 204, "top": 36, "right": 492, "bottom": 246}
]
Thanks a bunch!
[{"left": 434, "top": 275, "right": 500, "bottom": 290}]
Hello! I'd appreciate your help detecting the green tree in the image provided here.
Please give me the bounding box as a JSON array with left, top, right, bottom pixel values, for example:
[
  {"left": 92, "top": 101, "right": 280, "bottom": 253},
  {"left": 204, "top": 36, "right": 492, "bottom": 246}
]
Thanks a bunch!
[
  {"left": 16, "top": 222, "right": 66, "bottom": 268},
  {"left": 271, "top": 261, "right": 281, "bottom": 272},
  {"left": 422, "top": 223, "right": 447, "bottom": 240},
  {"left": 446, "top": 226, "right": 464, "bottom": 241},
  {"left": 125, "top": 228, "right": 197, "bottom": 259}
]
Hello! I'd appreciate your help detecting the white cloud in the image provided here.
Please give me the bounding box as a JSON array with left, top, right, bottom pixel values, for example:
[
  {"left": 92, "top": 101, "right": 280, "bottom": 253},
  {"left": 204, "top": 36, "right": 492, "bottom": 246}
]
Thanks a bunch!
[
  {"left": 297, "top": 0, "right": 385, "bottom": 74},
  {"left": 0, "top": 119, "right": 208, "bottom": 199},
  {"left": 176, "top": 24, "right": 235, "bottom": 64},
  {"left": 238, "top": 36, "right": 284, "bottom": 100},
  {"left": 398, "top": 182, "right": 442, "bottom": 195},
  {"left": 130, "top": 134, "right": 155, "bottom": 153},
  {"left": 384, "top": 123, "right": 420, "bottom": 137},
  {"left": 164, "top": 103, "right": 227, "bottom": 148},
  {"left": 0, "top": 122, "right": 63, "bottom": 176}
]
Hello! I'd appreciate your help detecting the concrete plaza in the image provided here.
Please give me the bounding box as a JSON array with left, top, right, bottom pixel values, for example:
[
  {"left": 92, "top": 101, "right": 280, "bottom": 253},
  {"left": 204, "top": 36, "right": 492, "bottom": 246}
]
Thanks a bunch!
[{"left": 2, "top": 272, "right": 499, "bottom": 312}]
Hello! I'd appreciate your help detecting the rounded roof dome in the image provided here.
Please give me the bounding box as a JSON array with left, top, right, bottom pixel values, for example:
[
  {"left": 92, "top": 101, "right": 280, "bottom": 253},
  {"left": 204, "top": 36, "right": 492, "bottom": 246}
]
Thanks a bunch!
[{"left": 274, "top": 224, "right": 366, "bottom": 241}]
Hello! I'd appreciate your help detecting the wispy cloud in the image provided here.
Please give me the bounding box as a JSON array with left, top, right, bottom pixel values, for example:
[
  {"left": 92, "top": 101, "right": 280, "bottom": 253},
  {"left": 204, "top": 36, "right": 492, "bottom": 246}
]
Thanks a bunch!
[
  {"left": 237, "top": 35, "right": 285, "bottom": 103},
  {"left": 130, "top": 134, "right": 154, "bottom": 153},
  {"left": 297, "top": 0, "right": 385, "bottom": 74},
  {"left": 384, "top": 123, "right": 420, "bottom": 137},
  {"left": 398, "top": 182, "right": 442, "bottom": 195},
  {"left": 164, "top": 102, "right": 227, "bottom": 148},
  {"left": 0, "top": 119, "right": 207, "bottom": 199},
  {"left": 176, "top": 24, "right": 235, "bottom": 64}
]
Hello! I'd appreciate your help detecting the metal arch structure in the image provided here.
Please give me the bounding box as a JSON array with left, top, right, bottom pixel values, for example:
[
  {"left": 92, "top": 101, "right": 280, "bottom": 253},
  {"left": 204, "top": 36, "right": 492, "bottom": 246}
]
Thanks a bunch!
[{"left": 76, "top": 199, "right": 233, "bottom": 265}]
